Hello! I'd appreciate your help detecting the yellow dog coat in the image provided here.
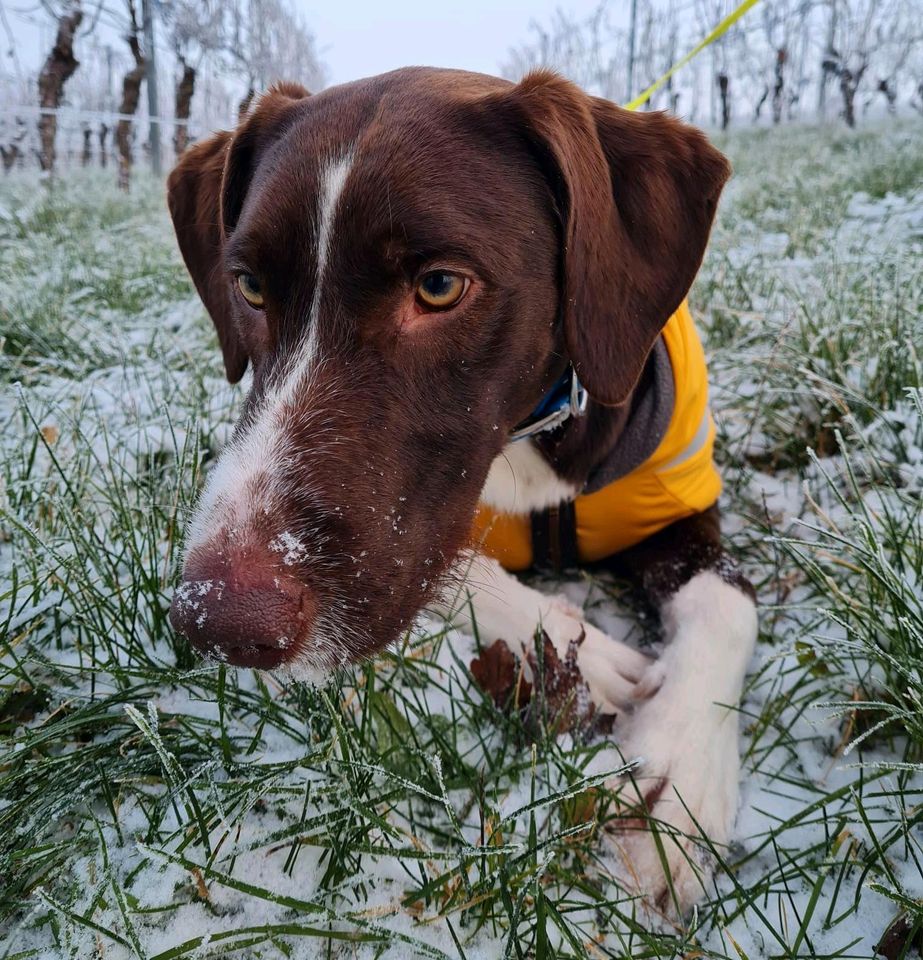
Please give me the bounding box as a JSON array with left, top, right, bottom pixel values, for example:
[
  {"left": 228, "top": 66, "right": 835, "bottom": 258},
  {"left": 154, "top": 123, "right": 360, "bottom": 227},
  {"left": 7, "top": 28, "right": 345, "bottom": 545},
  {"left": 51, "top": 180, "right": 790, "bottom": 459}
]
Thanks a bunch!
[{"left": 472, "top": 301, "right": 720, "bottom": 571}]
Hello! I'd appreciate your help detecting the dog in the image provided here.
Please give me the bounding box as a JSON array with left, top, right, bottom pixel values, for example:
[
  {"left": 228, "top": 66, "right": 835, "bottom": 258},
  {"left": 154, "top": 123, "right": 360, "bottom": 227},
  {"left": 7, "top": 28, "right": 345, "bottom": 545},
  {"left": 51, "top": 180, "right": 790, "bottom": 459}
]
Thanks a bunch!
[{"left": 166, "top": 67, "right": 757, "bottom": 915}]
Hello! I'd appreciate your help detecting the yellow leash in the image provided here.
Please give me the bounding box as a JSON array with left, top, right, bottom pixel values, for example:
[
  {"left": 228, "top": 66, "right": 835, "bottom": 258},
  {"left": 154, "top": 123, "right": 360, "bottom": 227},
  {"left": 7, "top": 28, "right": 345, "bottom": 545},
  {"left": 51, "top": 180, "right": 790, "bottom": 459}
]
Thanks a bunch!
[{"left": 624, "top": 0, "right": 762, "bottom": 111}]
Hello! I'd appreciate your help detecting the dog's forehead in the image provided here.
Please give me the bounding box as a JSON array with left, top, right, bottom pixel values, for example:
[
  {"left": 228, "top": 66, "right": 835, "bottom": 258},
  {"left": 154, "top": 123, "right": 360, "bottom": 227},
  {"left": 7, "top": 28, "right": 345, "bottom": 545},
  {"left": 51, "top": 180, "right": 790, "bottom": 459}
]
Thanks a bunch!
[
  {"left": 302, "top": 66, "right": 513, "bottom": 148},
  {"left": 244, "top": 69, "right": 532, "bottom": 237}
]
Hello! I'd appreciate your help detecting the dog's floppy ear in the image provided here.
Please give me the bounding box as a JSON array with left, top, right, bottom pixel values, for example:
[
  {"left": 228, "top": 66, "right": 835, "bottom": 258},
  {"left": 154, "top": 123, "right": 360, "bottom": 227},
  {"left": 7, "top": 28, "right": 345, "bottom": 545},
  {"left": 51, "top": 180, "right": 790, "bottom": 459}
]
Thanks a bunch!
[
  {"left": 166, "top": 82, "right": 311, "bottom": 382},
  {"left": 167, "top": 132, "right": 242, "bottom": 381},
  {"left": 500, "top": 71, "right": 730, "bottom": 406}
]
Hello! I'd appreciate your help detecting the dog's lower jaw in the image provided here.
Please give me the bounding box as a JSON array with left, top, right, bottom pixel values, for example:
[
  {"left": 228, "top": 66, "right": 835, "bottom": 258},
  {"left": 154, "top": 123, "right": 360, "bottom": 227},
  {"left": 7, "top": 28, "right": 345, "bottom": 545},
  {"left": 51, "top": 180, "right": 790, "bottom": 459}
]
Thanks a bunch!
[{"left": 609, "top": 570, "right": 758, "bottom": 918}]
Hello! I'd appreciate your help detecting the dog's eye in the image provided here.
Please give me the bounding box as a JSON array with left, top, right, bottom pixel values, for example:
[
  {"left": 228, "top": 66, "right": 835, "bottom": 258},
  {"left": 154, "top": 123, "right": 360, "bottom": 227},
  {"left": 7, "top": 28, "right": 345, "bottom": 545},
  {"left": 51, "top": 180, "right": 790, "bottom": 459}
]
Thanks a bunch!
[
  {"left": 416, "top": 271, "right": 468, "bottom": 310},
  {"left": 237, "top": 273, "right": 264, "bottom": 308}
]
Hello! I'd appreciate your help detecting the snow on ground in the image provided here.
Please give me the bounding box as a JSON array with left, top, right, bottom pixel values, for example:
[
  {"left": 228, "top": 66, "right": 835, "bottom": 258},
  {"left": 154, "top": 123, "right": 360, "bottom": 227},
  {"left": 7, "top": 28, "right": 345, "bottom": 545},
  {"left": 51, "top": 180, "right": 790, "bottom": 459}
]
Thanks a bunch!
[{"left": 1, "top": 120, "right": 922, "bottom": 958}]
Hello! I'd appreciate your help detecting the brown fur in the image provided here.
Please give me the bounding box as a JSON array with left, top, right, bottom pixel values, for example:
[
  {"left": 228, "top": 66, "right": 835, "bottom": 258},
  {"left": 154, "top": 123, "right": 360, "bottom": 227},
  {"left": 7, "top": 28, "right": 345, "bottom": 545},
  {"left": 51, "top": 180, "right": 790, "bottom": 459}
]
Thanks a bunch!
[{"left": 612, "top": 505, "right": 755, "bottom": 605}]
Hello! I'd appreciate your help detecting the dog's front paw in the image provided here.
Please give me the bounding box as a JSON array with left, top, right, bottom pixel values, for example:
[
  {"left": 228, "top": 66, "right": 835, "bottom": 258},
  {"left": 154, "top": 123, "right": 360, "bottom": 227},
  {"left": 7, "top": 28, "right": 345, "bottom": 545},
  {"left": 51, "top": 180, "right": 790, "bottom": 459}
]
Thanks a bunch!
[
  {"left": 607, "top": 676, "right": 742, "bottom": 917},
  {"left": 540, "top": 597, "right": 652, "bottom": 714}
]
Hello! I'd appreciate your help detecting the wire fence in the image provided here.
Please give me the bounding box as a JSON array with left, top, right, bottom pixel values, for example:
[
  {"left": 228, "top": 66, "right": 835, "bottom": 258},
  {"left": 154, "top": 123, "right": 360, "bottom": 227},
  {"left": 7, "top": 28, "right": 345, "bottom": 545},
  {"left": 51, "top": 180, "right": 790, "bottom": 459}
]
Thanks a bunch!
[{"left": 0, "top": 104, "right": 235, "bottom": 176}]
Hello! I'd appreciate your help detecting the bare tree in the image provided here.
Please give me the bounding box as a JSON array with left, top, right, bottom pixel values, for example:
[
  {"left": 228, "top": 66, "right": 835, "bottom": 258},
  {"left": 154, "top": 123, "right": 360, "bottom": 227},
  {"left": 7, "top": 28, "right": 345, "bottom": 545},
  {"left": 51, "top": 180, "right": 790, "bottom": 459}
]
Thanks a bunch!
[
  {"left": 161, "top": 0, "right": 224, "bottom": 155},
  {"left": 717, "top": 71, "right": 731, "bottom": 128},
  {"left": 1, "top": 144, "right": 21, "bottom": 172},
  {"left": 634, "top": 2, "right": 655, "bottom": 107},
  {"left": 695, "top": 0, "right": 731, "bottom": 125},
  {"left": 81, "top": 123, "right": 92, "bottom": 164},
  {"left": 821, "top": 0, "right": 914, "bottom": 127},
  {"left": 632, "top": 1, "right": 677, "bottom": 109},
  {"left": 174, "top": 60, "right": 196, "bottom": 152},
  {"left": 818, "top": 0, "right": 838, "bottom": 117},
  {"left": 873, "top": 2, "right": 923, "bottom": 115},
  {"left": 67, "top": 36, "right": 119, "bottom": 167},
  {"left": 115, "top": 0, "right": 146, "bottom": 189},
  {"left": 503, "top": 0, "right": 773, "bottom": 123},
  {"left": 1, "top": 118, "right": 27, "bottom": 172},
  {"left": 912, "top": 76, "right": 923, "bottom": 114},
  {"left": 503, "top": 2, "right": 628, "bottom": 102},
  {"left": 786, "top": 0, "right": 813, "bottom": 119},
  {"left": 837, "top": 50, "right": 868, "bottom": 126},
  {"left": 488, "top": 0, "right": 920, "bottom": 129},
  {"left": 225, "top": 0, "right": 325, "bottom": 116},
  {"left": 772, "top": 48, "right": 787, "bottom": 123},
  {"left": 37, "top": 3, "right": 84, "bottom": 174},
  {"left": 757, "top": 1, "right": 797, "bottom": 125},
  {"left": 695, "top": 0, "right": 735, "bottom": 128},
  {"left": 663, "top": 7, "right": 680, "bottom": 113}
]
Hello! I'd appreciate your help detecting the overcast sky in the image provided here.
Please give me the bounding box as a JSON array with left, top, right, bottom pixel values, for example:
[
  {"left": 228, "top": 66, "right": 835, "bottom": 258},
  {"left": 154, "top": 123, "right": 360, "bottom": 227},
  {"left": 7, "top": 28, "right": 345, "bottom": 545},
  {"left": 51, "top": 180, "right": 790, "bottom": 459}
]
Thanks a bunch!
[
  {"left": 4, "top": 0, "right": 630, "bottom": 88},
  {"left": 304, "top": 0, "right": 629, "bottom": 85}
]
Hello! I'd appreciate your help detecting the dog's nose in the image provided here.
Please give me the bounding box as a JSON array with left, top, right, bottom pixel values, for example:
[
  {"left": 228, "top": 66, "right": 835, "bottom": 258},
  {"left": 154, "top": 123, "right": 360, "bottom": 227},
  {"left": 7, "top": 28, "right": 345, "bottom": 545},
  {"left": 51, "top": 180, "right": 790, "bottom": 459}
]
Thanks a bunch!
[{"left": 169, "top": 544, "right": 316, "bottom": 669}]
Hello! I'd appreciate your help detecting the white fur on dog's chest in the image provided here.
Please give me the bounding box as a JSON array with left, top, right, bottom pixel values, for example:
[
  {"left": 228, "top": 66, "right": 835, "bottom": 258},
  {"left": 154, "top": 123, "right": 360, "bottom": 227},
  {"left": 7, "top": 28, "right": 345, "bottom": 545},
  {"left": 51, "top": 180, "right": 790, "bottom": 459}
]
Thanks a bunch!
[{"left": 479, "top": 440, "right": 578, "bottom": 514}]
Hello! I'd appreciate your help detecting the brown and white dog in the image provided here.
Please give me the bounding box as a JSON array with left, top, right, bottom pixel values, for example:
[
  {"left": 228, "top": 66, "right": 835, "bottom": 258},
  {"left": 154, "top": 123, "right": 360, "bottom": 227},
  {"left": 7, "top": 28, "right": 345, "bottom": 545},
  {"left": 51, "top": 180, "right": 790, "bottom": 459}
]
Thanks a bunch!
[{"left": 166, "top": 67, "right": 757, "bottom": 915}]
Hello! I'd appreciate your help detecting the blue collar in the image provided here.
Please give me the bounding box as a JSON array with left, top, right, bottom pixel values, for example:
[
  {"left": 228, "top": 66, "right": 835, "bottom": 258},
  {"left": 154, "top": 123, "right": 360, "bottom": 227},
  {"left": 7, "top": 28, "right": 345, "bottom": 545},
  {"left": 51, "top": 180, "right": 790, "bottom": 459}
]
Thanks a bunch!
[{"left": 510, "top": 365, "right": 588, "bottom": 442}]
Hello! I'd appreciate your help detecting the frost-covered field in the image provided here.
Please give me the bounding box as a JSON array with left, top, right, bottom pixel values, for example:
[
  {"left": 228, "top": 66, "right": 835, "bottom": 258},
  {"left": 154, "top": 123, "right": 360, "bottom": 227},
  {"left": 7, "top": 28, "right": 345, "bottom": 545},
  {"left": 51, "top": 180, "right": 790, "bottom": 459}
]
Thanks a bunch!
[{"left": 1, "top": 121, "right": 921, "bottom": 959}]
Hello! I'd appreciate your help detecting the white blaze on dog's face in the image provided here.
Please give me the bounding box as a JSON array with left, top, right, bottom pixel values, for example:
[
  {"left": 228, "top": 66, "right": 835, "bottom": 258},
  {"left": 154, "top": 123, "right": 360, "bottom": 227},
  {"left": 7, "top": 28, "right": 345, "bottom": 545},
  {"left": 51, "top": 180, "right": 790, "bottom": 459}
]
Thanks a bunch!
[
  {"left": 183, "top": 153, "right": 356, "bottom": 563},
  {"left": 166, "top": 68, "right": 730, "bottom": 674}
]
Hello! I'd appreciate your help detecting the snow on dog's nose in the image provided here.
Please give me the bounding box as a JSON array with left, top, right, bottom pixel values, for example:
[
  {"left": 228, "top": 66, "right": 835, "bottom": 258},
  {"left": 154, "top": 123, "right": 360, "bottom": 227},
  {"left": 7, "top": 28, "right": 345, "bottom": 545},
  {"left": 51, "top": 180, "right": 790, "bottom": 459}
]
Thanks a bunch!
[{"left": 169, "top": 538, "right": 317, "bottom": 669}]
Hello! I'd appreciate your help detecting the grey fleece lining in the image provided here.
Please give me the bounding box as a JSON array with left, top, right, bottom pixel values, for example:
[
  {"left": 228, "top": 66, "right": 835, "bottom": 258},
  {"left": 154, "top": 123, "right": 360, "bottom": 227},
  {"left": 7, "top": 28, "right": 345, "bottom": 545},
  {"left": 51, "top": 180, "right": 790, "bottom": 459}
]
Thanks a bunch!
[{"left": 583, "top": 336, "right": 675, "bottom": 493}]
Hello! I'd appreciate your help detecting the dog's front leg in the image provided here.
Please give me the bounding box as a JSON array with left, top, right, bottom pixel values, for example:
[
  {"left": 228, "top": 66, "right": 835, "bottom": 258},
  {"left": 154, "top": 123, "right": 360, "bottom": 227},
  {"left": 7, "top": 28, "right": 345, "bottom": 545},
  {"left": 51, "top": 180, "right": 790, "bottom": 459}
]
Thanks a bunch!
[
  {"left": 608, "top": 508, "right": 758, "bottom": 916},
  {"left": 438, "top": 551, "right": 652, "bottom": 713}
]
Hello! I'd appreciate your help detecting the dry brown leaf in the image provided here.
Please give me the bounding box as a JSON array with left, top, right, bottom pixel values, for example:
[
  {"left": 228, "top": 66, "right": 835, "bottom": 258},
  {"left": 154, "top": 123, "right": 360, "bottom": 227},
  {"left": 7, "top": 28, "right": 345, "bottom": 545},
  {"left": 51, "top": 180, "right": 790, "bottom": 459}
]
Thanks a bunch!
[
  {"left": 470, "top": 639, "right": 532, "bottom": 710},
  {"left": 189, "top": 866, "right": 210, "bottom": 902},
  {"left": 876, "top": 912, "right": 923, "bottom": 960},
  {"left": 470, "top": 632, "right": 611, "bottom": 738},
  {"left": 526, "top": 631, "right": 611, "bottom": 736}
]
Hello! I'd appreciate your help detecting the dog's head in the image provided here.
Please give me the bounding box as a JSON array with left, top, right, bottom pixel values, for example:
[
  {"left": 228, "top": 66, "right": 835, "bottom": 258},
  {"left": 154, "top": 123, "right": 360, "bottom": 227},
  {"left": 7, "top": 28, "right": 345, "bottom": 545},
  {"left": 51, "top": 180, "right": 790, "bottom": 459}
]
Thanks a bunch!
[{"left": 167, "top": 68, "right": 729, "bottom": 675}]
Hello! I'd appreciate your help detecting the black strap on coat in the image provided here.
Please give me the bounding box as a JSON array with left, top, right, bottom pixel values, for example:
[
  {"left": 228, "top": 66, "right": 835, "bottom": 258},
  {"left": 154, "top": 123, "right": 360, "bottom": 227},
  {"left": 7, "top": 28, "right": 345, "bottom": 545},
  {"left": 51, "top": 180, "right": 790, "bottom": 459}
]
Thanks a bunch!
[{"left": 530, "top": 500, "right": 579, "bottom": 574}]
